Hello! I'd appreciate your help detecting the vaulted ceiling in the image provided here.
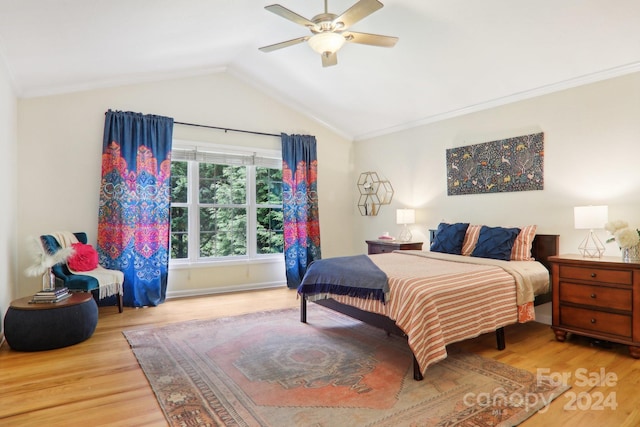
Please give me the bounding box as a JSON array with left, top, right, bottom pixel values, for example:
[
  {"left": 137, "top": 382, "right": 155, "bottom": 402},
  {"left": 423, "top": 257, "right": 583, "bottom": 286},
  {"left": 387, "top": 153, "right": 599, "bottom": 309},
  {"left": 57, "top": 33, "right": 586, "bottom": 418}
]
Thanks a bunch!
[{"left": 1, "top": 0, "right": 638, "bottom": 140}]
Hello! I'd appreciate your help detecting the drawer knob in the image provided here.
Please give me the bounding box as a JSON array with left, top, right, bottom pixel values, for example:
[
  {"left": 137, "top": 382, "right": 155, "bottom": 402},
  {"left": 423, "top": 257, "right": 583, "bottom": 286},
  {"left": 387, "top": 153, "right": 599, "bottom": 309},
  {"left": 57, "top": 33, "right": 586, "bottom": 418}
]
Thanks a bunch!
[
  {"left": 591, "top": 318, "right": 596, "bottom": 324},
  {"left": 590, "top": 293, "right": 597, "bottom": 299},
  {"left": 591, "top": 273, "right": 596, "bottom": 278}
]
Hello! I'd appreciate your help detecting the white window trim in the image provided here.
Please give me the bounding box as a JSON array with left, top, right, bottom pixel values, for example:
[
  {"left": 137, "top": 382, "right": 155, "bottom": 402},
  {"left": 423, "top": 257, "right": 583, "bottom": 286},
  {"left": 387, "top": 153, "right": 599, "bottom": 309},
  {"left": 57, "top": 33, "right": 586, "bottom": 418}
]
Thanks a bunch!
[{"left": 170, "top": 139, "right": 283, "bottom": 267}]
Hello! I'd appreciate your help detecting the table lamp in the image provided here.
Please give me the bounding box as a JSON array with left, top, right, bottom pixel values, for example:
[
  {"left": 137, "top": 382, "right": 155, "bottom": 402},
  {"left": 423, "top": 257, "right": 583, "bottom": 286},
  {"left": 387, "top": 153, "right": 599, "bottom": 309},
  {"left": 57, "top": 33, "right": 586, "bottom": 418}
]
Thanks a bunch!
[
  {"left": 574, "top": 205, "right": 608, "bottom": 258},
  {"left": 397, "top": 209, "right": 415, "bottom": 242}
]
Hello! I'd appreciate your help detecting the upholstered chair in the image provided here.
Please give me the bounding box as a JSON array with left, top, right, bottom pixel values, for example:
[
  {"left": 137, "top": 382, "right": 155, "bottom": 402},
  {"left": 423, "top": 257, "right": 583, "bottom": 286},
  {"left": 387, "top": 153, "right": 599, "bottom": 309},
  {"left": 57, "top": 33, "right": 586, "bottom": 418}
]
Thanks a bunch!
[{"left": 40, "top": 232, "right": 124, "bottom": 313}]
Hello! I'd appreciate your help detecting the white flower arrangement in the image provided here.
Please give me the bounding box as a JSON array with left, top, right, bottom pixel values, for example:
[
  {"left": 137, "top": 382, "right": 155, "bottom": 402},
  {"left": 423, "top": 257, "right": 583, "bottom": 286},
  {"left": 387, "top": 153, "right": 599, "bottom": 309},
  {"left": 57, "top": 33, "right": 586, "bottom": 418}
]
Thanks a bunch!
[
  {"left": 604, "top": 220, "right": 640, "bottom": 249},
  {"left": 24, "top": 236, "right": 75, "bottom": 277}
]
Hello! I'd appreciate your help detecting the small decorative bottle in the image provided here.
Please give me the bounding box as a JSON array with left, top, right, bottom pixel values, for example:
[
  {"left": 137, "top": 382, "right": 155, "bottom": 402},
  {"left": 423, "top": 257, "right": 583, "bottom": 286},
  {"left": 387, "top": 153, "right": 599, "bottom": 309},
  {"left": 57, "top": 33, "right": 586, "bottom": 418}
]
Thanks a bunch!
[{"left": 42, "top": 268, "right": 56, "bottom": 291}]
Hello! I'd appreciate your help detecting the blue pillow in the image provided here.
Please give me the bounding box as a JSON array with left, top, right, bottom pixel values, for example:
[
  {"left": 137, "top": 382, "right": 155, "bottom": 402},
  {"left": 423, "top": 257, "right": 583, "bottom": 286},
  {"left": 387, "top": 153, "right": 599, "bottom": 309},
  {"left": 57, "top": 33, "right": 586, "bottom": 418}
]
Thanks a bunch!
[
  {"left": 471, "top": 226, "right": 521, "bottom": 261},
  {"left": 430, "top": 222, "right": 469, "bottom": 254}
]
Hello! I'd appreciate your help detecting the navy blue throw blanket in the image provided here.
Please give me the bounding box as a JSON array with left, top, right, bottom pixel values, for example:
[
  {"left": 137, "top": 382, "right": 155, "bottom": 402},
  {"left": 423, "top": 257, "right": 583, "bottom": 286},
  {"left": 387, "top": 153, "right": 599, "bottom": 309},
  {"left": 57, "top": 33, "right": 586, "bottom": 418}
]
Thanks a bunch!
[{"left": 297, "top": 255, "right": 389, "bottom": 303}]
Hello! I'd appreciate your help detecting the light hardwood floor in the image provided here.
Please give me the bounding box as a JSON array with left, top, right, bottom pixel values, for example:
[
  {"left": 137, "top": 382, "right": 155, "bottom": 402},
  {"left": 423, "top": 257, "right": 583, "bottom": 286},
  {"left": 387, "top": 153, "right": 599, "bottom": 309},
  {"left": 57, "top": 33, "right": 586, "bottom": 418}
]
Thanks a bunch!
[{"left": 1, "top": 288, "right": 639, "bottom": 426}]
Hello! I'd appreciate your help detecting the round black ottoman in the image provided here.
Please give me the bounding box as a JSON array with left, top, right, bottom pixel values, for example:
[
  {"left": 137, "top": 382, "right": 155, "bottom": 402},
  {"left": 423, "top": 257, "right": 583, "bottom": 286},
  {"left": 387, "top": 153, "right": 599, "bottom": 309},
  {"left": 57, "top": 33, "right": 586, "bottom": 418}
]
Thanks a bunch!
[{"left": 4, "top": 292, "right": 98, "bottom": 351}]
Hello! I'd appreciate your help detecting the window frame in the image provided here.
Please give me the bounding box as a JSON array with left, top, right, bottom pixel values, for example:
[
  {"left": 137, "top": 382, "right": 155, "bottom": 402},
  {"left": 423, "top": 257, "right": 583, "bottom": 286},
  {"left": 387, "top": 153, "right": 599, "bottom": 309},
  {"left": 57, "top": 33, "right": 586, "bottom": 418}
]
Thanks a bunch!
[{"left": 170, "top": 140, "right": 283, "bottom": 267}]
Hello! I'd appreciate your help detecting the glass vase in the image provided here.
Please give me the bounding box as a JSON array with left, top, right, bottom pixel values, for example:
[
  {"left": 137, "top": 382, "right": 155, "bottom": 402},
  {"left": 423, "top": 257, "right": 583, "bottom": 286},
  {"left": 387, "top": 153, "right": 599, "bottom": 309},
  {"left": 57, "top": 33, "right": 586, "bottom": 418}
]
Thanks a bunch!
[
  {"left": 621, "top": 245, "right": 640, "bottom": 263},
  {"left": 42, "top": 268, "right": 56, "bottom": 291}
]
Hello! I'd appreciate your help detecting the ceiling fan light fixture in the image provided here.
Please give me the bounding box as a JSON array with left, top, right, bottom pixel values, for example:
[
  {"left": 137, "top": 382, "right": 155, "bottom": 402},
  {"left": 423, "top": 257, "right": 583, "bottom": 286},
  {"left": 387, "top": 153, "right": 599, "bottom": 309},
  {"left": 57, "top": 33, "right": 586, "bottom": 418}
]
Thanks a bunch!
[
  {"left": 261, "top": 0, "right": 397, "bottom": 66},
  {"left": 308, "top": 32, "right": 345, "bottom": 55}
]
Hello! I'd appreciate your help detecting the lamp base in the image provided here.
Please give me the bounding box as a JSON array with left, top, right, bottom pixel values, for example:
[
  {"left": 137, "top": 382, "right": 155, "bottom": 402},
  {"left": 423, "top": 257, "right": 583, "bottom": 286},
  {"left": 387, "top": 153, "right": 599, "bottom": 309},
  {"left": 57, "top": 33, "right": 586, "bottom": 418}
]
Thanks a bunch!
[
  {"left": 578, "top": 230, "right": 605, "bottom": 258},
  {"left": 398, "top": 225, "right": 412, "bottom": 242}
]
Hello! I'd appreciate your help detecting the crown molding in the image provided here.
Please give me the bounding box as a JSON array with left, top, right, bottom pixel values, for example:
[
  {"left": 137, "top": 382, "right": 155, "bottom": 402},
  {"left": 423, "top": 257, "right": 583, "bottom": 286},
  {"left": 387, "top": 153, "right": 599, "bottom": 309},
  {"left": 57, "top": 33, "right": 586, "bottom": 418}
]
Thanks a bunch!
[
  {"left": 18, "top": 65, "right": 228, "bottom": 99},
  {"left": 354, "top": 62, "right": 640, "bottom": 142}
]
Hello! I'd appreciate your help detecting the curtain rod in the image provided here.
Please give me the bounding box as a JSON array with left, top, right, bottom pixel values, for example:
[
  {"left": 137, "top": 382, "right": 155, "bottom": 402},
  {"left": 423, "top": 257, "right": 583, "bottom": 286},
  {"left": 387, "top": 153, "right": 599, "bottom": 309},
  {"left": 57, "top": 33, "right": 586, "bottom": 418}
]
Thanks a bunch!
[
  {"left": 104, "top": 111, "right": 281, "bottom": 138},
  {"left": 174, "top": 121, "right": 281, "bottom": 138}
]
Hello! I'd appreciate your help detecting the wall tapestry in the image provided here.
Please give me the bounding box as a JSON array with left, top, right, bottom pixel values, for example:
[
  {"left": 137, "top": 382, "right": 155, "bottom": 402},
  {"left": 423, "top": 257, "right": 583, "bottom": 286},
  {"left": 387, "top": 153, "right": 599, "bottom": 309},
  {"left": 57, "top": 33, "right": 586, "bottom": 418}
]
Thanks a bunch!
[{"left": 446, "top": 132, "right": 544, "bottom": 196}]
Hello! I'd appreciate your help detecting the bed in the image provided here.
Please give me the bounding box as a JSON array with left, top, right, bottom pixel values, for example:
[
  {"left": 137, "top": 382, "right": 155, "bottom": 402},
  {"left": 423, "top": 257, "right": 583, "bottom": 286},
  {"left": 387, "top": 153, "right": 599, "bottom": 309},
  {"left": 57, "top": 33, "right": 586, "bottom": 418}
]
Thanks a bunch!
[{"left": 298, "top": 224, "right": 559, "bottom": 381}]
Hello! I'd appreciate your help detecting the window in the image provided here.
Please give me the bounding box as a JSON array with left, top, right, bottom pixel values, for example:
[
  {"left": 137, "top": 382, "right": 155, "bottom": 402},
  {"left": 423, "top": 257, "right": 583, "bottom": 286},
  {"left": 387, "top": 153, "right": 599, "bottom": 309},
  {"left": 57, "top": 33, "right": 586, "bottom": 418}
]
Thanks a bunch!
[{"left": 170, "top": 143, "right": 283, "bottom": 263}]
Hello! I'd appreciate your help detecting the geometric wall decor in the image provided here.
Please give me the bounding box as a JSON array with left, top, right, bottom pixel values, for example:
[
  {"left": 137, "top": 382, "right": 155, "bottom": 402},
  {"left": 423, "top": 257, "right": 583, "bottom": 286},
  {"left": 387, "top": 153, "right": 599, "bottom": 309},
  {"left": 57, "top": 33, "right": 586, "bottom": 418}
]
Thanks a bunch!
[
  {"left": 446, "top": 132, "right": 544, "bottom": 196},
  {"left": 357, "top": 171, "right": 394, "bottom": 216}
]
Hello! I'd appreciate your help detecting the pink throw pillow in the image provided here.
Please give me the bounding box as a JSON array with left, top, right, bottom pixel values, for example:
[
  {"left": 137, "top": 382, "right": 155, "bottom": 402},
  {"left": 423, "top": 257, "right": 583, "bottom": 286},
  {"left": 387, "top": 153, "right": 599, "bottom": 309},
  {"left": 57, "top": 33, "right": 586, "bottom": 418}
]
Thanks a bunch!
[{"left": 68, "top": 243, "right": 99, "bottom": 271}]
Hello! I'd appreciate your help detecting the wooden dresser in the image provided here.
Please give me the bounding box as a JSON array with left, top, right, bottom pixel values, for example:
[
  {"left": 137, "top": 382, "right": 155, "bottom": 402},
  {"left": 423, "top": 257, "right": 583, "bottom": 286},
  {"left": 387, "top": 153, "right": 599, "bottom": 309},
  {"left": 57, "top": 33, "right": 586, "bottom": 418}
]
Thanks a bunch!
[
  {"left": 365, "top": 240, "right": 423, "bottom": 254},
  {"left": 549, "top": 254, "right": 640, "bottom": 358}
]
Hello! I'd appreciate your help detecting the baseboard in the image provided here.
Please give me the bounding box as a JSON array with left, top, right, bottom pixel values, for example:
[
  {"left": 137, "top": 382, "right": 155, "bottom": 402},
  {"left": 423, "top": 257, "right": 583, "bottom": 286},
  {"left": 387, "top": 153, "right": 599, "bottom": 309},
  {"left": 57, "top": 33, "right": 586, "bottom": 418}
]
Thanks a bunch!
[{"left": 165, "top": 281, "right": 286, "bottom": 300}]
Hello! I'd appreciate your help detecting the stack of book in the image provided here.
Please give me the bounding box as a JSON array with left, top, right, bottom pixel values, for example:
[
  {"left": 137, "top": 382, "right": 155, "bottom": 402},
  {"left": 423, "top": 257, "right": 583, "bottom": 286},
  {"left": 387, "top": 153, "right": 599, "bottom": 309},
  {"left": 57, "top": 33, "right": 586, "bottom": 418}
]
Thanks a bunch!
[{"left": 30, "top": 287, "right": 71, "bottom": 304}]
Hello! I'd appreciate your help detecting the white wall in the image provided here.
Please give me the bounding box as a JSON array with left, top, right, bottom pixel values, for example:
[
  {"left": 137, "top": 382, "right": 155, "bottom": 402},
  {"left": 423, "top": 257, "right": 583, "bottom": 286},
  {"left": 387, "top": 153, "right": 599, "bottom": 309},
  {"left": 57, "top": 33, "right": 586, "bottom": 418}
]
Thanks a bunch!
[
  {"left": 353, "top": 72, "right": 640, "bottom": 256},
  {"left": 17, "top": 72, "right": 354, "bottom": 298},
  {"left": 0, "top": 56, "right": 18, "bottom": 326},
  {"left": 15, "top": 70, "right": 640, "bottom": 302}
]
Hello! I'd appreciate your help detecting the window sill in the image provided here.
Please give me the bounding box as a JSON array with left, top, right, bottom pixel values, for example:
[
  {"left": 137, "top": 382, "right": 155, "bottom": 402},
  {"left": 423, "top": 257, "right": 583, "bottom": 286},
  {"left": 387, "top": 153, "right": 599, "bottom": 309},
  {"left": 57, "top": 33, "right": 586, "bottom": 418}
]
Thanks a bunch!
[{"left": 169, "top": 255, "right": 284, "bottom": 270}]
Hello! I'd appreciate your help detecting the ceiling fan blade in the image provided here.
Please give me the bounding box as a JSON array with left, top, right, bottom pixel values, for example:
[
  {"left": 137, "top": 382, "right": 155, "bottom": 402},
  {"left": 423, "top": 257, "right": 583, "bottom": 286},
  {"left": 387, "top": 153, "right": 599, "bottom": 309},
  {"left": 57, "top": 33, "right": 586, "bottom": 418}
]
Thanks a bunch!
[
  {"left": 343, "top": 31, "right": 398, "bottom": 47},
  {"left": 259, "top": 36, "right": 309, "bottom": 53},
  {"left": 264, "top": 4, "right": 316, "bottom": 29},
  {"left": 321, "top": 52, "right": 338, "bottom": 67},
  {"left": 333, "top": 0, "right": 383, "bottom": 30}
]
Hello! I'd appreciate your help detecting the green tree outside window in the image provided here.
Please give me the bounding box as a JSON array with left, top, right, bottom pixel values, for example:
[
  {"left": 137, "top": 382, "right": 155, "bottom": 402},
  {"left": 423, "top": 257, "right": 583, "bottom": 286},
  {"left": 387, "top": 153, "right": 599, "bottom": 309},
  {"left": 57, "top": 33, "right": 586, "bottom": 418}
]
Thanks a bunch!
[{"left": 170, "top": 159, "right": 283, "bottom": 260}]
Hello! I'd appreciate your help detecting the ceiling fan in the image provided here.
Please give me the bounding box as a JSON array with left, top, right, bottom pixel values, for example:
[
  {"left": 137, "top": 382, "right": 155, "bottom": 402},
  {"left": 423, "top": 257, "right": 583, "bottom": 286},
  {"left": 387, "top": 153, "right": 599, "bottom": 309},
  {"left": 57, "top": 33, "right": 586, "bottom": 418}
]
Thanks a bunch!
[{"left": 259, "top": 0, "right": 398, "bottom": 67}]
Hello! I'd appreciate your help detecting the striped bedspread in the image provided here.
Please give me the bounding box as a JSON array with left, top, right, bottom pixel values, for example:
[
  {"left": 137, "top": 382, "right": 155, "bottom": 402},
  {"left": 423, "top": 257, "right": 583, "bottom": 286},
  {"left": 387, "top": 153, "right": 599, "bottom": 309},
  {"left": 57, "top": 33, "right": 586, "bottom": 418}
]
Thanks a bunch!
[{"left": 322, "top": 250, "right": 550, "bottom": 373}]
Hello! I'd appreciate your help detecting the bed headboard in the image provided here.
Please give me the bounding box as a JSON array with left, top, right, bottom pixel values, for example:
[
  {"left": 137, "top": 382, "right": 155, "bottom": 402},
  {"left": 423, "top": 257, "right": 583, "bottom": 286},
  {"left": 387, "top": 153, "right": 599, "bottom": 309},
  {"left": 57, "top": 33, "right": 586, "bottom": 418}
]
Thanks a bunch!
[
  {"left": 428, "top": 229, "right": 559, "bottom": 271},
  {"left": 530, "top": 234, "right": 559, "bottom": 272}
]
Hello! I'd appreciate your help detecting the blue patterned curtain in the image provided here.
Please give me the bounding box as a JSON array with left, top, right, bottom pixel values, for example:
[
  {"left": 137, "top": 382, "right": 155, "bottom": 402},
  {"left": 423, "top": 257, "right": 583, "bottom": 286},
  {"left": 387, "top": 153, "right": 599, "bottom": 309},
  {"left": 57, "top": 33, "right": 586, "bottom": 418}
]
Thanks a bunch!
[
  {"left": 281, "top": 133, "right": 321, "bottom": 288},
  {"left": 98, "top": 110, "right": 174, "bottom": 307}
]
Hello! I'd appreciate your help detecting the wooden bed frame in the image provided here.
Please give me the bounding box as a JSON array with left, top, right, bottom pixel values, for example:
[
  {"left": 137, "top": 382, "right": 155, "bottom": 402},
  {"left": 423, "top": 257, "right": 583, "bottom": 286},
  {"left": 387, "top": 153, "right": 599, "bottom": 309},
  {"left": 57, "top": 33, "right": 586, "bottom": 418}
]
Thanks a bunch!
[{"left": 299, "top": 234, "right": 559, "bottom": 381}]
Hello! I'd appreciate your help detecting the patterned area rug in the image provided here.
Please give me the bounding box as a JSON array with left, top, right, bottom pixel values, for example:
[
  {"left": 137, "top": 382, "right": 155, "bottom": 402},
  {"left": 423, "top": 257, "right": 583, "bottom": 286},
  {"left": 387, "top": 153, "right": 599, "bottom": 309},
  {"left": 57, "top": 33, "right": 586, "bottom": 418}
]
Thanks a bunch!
[{"left": 124, "top": 305, "right": 568, "bottom": 426}]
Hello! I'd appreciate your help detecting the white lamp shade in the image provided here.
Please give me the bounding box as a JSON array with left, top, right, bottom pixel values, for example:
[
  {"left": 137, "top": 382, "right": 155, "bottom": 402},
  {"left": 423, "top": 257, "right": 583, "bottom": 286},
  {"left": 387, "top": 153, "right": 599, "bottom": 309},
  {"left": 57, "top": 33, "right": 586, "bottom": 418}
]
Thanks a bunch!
[
  {"left": 574, "top": 205, "right": 608, "bottom": 229},
  {"left": 308, "top": 32, "right": 346, "bottom": 54},
  {"left": 396, "top": 209, "right": 415, "bottom": 225}
]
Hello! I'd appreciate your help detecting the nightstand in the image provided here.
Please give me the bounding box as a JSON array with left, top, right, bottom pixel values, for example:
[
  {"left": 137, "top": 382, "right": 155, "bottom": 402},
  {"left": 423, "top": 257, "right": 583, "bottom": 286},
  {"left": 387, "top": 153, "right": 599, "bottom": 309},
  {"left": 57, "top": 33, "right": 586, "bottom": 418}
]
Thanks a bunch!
[
  {"left": 549, "top": 254, "right": 640, "bottom": 358},
  {"left": 365, "top": 240, "right": 423, "bottom": 255}
]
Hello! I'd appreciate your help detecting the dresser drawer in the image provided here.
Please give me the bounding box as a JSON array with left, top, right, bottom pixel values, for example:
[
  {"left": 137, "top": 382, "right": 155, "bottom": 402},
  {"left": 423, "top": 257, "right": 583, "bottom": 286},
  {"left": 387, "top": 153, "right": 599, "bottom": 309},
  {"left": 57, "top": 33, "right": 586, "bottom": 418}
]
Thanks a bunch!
[
  {"left": 560, "top": 306, "right": 632, "bottom": 338},
  {"left": 559, "top": 282, "right": 632, "bottom": 311},
  {"left": 559, "top": 265, "right": 632, "bottom": 285},
  {"left": 369, "top": 245, "right": 395, "bottom": 254},
  {"left": 366, "top": 241, "right": 423, "bottom": 255}
]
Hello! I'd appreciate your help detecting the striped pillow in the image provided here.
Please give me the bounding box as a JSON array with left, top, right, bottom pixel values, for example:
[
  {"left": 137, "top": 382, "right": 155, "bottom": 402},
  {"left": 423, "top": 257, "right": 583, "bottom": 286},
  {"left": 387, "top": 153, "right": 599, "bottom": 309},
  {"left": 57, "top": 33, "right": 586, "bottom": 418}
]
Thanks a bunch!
[
  {"left": 511, "top": 225, "right": 537, "bottom": 261},
  {"left": 461, "top": 225, "right": 482, "bottom": 256}
]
